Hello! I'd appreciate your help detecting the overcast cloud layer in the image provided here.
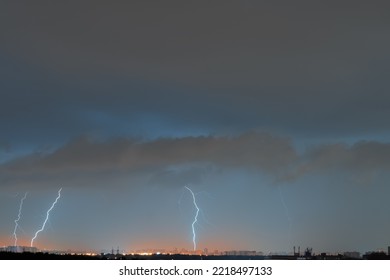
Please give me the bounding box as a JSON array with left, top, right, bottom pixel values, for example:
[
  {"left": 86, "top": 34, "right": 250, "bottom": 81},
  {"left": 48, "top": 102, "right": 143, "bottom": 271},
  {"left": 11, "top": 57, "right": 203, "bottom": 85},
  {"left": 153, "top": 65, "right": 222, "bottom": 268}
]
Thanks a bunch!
[
  {"left": 2, "top": 133, "right": 390, "bottom": 190},
  {"left": 1, "top": 0, "right": 390, "bottom": 146},
  {"left": 1, "top": 1, "right": 390, "bottom": 253}
]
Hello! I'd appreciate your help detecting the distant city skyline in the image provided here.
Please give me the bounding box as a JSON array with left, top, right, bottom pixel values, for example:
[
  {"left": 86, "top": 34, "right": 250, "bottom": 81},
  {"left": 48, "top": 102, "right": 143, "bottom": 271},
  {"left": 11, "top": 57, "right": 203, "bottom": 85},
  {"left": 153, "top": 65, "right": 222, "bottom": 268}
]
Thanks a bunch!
[
  {"left": 0, "top": 243, "right": 383, "bottom": 258},
  {"left": 1, "top": 1, "right": 390, "bottom": 254},
  {"left": 3, "top": 244, "right": 390, "bottom": 261}
]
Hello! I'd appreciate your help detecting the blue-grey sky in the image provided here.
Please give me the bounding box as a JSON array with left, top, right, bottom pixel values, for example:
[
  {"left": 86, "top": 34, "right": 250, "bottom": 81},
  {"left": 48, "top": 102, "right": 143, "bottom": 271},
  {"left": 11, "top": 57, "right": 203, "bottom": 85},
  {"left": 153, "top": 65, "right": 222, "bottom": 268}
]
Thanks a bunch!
[{"left": 1, "top": 1, "right": 390, "bottom": 254}]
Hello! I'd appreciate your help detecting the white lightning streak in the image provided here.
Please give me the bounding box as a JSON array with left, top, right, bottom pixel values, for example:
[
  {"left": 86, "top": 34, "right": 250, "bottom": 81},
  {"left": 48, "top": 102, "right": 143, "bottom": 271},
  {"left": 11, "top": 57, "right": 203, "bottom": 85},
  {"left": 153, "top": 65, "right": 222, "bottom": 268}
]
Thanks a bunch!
[
  {"left": 13, "top": 192, "right": 28, "bottom": 247},
  {"left": 185, "top": 186, "right": 199, "bottom": 251},
  {"left": 31, "top": 188, "right": 62, "bottom": 247}
]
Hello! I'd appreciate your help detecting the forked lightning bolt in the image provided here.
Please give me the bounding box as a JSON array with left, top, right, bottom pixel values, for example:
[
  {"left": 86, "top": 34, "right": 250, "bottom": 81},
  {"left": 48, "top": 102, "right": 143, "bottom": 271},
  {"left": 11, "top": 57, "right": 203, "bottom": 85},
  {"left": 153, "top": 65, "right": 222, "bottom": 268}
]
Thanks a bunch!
[
  {"left": 31, "top": 188, "right": 62, "bottom": 247},
  {"left": 13, "top": 192, "right": 28, "bottom": 246},
  {"left": 185, "top": 186, "right": 200, "bottom": 251}
]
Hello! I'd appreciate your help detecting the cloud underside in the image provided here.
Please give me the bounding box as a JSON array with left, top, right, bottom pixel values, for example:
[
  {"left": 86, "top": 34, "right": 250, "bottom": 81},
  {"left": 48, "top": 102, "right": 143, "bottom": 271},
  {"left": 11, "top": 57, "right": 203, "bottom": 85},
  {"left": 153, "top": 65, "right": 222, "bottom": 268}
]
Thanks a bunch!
[
  {"left": 1, "top": 132, "right": 389, "bottom": 190},
  {"left": 1, "top": 1, "right": 390, "bottom": 143}
]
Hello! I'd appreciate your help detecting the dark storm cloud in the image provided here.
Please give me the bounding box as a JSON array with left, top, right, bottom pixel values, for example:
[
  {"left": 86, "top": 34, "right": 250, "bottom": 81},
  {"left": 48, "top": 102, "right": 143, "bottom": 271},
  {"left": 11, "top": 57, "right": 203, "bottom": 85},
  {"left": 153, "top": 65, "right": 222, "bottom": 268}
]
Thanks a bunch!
[
  {"left": 1, "top": 0, "right": 390, "bottom": 140},
  {"left": 308, "top": 141, "right": 390, "bottom": 171},
  {"left": 282, "top": 141, "right": 390, "bottom": 182},
  {"left": 2, "top": 1, "right": 390, "bottom": 254},
  {"left": 1, "top": 132, "right": 390, "bottom": 191},
  {"left": 0, "top": 132, "right": 296, "bottom": 190},
  {"left": 2, "top": 0, "right": 389, "bottom": 85}
]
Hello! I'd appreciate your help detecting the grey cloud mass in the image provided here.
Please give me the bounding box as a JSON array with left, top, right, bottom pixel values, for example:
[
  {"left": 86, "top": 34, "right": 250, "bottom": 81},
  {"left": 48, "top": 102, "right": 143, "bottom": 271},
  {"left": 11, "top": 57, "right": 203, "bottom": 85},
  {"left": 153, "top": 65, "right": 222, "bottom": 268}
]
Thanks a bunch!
[
  {"left": 0, "top": 133, "right": 296, "bottom": 190},
  {"left": 1, "top": 0, "right": 390, "bottom": 143},
  {"left": 2, "top": 133, "right": 390, "bottom": 191},
  {"left": 1, "top": 1, "right": 390, "bottom": 253},
  {"left": 282, "top": 141, "right": 390, "bottom": 182}
]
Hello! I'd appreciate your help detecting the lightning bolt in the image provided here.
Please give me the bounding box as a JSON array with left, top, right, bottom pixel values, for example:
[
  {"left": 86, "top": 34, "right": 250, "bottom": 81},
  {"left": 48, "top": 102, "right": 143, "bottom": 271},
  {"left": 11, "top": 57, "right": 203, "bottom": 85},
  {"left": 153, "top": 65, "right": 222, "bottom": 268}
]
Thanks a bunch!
[
  {"left": 13, "top": 192, "right": 28, "bottom": 247},
  {"left": 185, "top": 186, "right": 200, "bottom": 251},
  {"left": 31, "top": 188, "right": 62, "bottom": 247}
]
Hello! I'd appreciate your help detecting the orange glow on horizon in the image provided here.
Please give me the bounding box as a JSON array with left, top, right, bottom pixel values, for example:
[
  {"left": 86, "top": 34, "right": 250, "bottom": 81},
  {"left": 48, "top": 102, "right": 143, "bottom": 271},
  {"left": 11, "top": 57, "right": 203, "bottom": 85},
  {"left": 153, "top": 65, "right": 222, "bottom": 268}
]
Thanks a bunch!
[{"left": 0, "top": 234, "right": 254, "bottom": 253}]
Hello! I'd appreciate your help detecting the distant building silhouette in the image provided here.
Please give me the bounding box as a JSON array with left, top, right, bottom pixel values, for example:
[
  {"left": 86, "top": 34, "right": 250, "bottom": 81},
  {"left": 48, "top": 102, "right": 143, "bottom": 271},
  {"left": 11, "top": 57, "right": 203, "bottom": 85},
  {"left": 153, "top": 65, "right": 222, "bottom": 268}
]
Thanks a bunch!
[
  {"left": 304, "top": 248, "right": 312, "bottom": 258},
  {"left": 344, "top": 251, "right": 360, "bottom": 259},
  {"left": 363, "top": 251, "right": 389, "bottom": 260},
  {"left": 293, "top": 246, "right": 300, "bottom": 257},
  {"left": 1, "top": 246, "right": 38, "bottom": 253},
  {"left": 224, "top": 250, "right": 258, "bottom": 256}
]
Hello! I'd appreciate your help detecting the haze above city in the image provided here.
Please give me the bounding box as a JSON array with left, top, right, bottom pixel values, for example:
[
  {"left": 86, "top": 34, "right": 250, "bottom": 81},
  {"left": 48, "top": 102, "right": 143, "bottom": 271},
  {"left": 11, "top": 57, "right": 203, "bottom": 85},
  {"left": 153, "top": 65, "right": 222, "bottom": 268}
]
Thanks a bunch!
[{"left": 1, "top": 1, "right": 390, "bottom": 254}]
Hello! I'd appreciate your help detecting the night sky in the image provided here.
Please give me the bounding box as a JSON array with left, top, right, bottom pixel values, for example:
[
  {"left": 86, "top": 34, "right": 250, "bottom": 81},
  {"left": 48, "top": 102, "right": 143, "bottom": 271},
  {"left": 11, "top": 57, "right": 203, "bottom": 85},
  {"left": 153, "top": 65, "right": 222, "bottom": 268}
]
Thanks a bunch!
[{"left": 1, "top": 1, "right": 390, "bottom": 254}]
